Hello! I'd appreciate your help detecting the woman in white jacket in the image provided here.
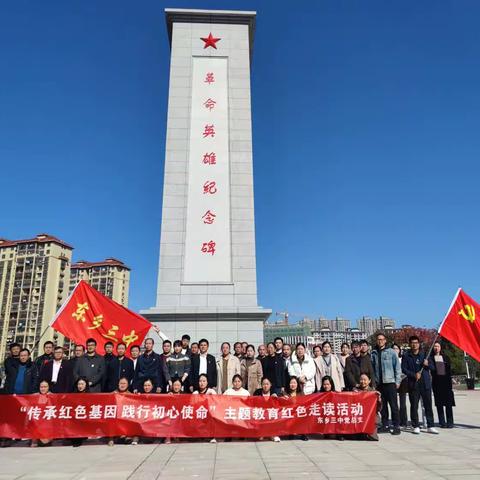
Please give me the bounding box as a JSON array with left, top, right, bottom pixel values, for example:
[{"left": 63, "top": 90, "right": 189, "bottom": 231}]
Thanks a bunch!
[
  {"left": 314, "top": 341, "right": 345, "bottom": 392},
  {"left": 288, "top": 343, "right": 316, "bottom": 394}
]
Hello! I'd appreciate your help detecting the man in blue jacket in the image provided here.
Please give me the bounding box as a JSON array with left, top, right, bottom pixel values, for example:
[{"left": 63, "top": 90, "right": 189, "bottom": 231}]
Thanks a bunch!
[
  {"left": 371, "top": 333, "right": 402, "bottom": 435},
  {"left": 402, "top": 336, "right": 439, "bottom": 434}
]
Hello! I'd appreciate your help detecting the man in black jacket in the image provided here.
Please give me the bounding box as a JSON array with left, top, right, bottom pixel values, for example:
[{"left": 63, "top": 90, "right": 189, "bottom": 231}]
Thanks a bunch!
[
  {"left": 34, "top": 341, "right": 54, "bottom": 370},
  {"left": 39, "top": 346, "right": 73, "bottom": 393},
  {"left": 73, "top": 338, "right": 106, "bottom": 392},
  {"left": 106, "top": 342, "right": 134, "bottom": 391},
  {"left": 4, "top": 348, "right": 38, "bottom": 394},
  {"left": 344, "top": 341, "right": 375, "bottom": 390},
  {"left": 135, "top": 338, "right": 169, "bottom": 393},
  {"left": 189, "top": 338, "right": 217, "bottom": 392}
]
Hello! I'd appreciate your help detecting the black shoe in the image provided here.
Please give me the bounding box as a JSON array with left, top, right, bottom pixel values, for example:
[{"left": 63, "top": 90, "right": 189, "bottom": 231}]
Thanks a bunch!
[
  {"left": 301, "top": 435, "right": 309, "bottom": 441},
  {"left": 440, "top": 424, "right": 447, "bottom": 429},
  {"left": 378, "top": 426, "right": 390, "bottom": 433},
  {"left": 391, "top": 427, "right": 401, "bottom": 435},
  {"left": 447, "top": 424, "right": 454, "bottom": 429}
]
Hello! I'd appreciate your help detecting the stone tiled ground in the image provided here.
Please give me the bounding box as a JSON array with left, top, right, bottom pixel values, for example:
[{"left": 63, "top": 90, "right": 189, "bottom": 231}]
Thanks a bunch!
[{"left": 1, "top": 391, "right": 479, "bottom": 480}]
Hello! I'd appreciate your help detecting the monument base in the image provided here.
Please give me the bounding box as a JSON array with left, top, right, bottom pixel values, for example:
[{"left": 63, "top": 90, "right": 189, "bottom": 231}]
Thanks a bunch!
[{"left": 140, "top": 307, "right": 271, "bottom": 356}]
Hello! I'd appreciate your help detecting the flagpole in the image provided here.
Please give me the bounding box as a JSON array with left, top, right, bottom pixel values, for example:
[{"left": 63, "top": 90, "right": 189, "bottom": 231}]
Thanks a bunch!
[{"left": 419, "top": 287, "right": 462, "bottom": 377}]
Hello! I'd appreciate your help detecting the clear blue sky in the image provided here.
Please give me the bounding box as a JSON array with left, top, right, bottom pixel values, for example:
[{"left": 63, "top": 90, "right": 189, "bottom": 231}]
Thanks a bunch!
[{"left": 2, "top": 1, "right": 480, "bottom": 328}]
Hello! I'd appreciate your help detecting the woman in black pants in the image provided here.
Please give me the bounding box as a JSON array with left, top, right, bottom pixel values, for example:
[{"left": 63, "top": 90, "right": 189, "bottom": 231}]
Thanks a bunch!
[{"left": 430, "top": 341, "right": 455, "bottom": 428}]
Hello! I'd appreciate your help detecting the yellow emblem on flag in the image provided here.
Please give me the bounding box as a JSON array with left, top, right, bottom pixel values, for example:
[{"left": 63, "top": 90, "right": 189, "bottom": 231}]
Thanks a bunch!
[{"left": 458, "top": 304, "right": 475, "bottom": 323}]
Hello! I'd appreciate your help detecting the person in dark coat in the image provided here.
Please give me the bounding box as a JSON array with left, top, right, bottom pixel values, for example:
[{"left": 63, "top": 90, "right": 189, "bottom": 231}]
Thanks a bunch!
[
  {"left": 135, "top": 338, "right": 169, "bottom": 393},
  {"left": 34, "top": 341, "right": 54, "bottom": 370},
  {"left": 69, "top": 344, "right": 85, "bottom": 371},
  {"left": 189, "top": 338, "right": 217, "bottom": 392},
  {"left": 262, "top": 342, "right": 287, "bottom": 395},
  {"left": 103, "top": 341, "right": 116, "bottom": 391},
  {"left": 73, "top": 338, "right": 106, "bottom": 392},
  {"left": 106, "top": 342, "right": 134, "bottom": 392},
  {"left": 4, "top": 348, "right": 38, "bottom": 394},
  {"left": 39, "top": 346, "right": 73, "bottom": 393},
  {"left": 344, "top": 341, "right": 375, "bottom": 390},
  {"left": 430, "top": 341, "right": 455, "bottom": 428},
  {"left": 3, "top": 342, "right": 21, "bottom": 372},
  {"left": 402, "top": 336, "right": 438, "bottom": 434}
]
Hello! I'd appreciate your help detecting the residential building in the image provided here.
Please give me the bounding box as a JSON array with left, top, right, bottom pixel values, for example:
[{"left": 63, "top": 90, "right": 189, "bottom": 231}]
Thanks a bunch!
[
  {"left": 69, "top": 258, "right": 130, "bottom": 307},
  {"left": 0, "top": 234, "right": 72, "bottom": 359}
]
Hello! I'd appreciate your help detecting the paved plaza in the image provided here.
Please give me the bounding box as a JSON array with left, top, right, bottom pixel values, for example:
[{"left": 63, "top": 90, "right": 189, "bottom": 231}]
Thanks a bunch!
[{"left": 1, "top": 391, "right": 479, "bottom": 480}]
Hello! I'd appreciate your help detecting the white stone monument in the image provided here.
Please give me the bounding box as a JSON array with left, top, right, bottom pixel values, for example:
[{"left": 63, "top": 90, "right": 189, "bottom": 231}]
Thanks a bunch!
[{"left": 142, "top": 9, "right": 271, "bottom": 354}]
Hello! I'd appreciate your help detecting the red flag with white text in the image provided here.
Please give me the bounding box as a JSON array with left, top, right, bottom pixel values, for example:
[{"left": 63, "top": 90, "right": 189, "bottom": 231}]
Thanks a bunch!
[{"left": 51, "top": 280, "right": 152, "bottom": 355}]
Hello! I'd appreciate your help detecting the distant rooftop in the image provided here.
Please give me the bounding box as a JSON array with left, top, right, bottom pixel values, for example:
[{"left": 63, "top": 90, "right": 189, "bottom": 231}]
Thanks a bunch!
[
  {"left": 72, "top": 258, "right": 130, "bottom": 271},
  {"left": 0, "top": 233, "right": 73, "bottom": 250}
]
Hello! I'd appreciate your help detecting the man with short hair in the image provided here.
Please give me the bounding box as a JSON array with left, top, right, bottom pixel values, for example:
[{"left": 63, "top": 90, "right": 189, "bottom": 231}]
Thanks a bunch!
[
  {"left": 190, "top": 342, "right": 199, "bottom": 356},
  {"left": 371, "top": 333, "right": 402, "bottom": 435},
  {"left": 181, "top": 335, "right": 191, "bottom": 357},
  {"left": 73, "top": 338, "right": 106, "bottom": 392},
  {"left": 190, "top": 338, "right": 217, "bottom": 392},
  {"left": 274, "top": 337, "right": 284, "bottom": 356},
  {"left": 257, "top": 344, "right": 267, "bottom": 369},
  {"left": 40, "top": 346, "right": 73, "bottom": 393},
  {"left": 233, "top": 342, "right": 244, "bottom": 360},
  {"left": 282, "top": 343, "right": 292, "bottom": 367},
  {"left": 216, "top": 342, "right": 241, "bottom": 394},
  {"left": 241, "top": 342, "right": 248, "bottom": 356},
  {"left": 345, "top": 341, "right": 375, "bottom": 391},
  {"left": 4, "top": 343, "right": 21, "bottom": 371},
  {"left": 69, "top": 344, "right": 84, "bottom": 369},
  {"left": 402, "top": 336, "right": 438, "bottom": 434},
  {"left": 5, "top": 348, "right": 38, "bottom": 394},
  {"left": 103, "top": 342, "right": 116, "bottom": 390},
  {"left": 136, "top": 338, "right": 169, "bottom": 393},
  {"left": 360, "top": 340, "right": 370, "bottom": 357},
  {"left": 130, "top": 344, "right": 141, "bottom": 387},
  {"left": 35, "top": 341, "right": 54, "bottom": 370},
  {"left": 106, "top": 343, "right": 134, "bottom": 392}
]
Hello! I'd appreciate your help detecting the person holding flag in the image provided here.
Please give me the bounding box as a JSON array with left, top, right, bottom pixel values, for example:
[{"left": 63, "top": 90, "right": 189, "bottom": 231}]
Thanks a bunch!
[{"left": 401, "top": 336, "right": 438, "bottom": 434}]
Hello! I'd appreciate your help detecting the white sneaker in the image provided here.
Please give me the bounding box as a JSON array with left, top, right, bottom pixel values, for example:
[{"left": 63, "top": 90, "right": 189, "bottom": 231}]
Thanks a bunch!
[
  {"left": 427, "top": 427, "right": 439, "bottom": 434},
  {"left": 272, "top": 436, "right": 281, "bottom": 442},
  {"left": 413, "top": 427, "right": 421, "bottom": 434},
  {"left": 210, "top": 438, "right": 217, "bottom": 443}
]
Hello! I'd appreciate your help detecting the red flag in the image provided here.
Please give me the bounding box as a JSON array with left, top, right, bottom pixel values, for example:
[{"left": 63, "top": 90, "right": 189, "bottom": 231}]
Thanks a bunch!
[
  {"left": 51, "top": 280, "right": 152, "bottom": 356},
  {"left": 439, "top": 288, "right": 480, "bottom": 362}
]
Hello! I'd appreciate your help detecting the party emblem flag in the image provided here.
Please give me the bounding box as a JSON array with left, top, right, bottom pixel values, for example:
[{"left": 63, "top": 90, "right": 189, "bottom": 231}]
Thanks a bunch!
[
  {"left": 439, "top": 288, "right": 480, "bottom": 362},
  {"left": 51, "top": 280, "right": 152, "bottom": 356}
]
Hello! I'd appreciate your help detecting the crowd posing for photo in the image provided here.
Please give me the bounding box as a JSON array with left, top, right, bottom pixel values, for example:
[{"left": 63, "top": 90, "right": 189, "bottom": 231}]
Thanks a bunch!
[{"left": 0, "top": 332, "right": 456, "bottom": 447}]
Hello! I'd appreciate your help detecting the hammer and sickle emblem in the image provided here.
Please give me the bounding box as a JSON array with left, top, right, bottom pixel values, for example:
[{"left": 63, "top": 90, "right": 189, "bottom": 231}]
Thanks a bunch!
[{"left": 458, "top": 304, "right": 476, "bottom": 323}]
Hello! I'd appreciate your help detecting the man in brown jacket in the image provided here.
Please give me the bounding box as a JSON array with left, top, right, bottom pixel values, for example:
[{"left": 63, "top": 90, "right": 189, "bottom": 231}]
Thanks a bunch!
[{"left": 240, "top": 344, "right": 263, "bottom": 395}]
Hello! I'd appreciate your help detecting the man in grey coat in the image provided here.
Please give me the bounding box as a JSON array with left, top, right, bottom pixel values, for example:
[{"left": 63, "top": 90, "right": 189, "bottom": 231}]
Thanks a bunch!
[{"left": 73, "top": 338, "right": 105, "bottom": 392}]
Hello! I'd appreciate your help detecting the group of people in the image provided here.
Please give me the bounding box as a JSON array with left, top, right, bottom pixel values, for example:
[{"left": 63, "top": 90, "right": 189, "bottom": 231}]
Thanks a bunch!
[{"left": 1, "top": 331, "right": 456, "bottom": 447}]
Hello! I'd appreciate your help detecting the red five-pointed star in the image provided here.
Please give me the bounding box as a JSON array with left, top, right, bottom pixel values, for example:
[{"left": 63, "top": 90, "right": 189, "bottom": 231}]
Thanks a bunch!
[{"left": 201, "top": 33, "right": 221, "bottom": 49}]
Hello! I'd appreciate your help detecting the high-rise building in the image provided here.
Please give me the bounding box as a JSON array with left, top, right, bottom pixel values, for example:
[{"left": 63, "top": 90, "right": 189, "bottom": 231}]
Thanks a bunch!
[
  {"left": 0, "top": 234, "right": 72, "bottom": 359},
  {"left": 357, "top": 316, "right": 396, "bottom": 337},
  {"left": 331, "top": 317, "right": 351, "bottom": 332},
  {"left": 69, "top": 258, "right": 130, "bottom": 307}
]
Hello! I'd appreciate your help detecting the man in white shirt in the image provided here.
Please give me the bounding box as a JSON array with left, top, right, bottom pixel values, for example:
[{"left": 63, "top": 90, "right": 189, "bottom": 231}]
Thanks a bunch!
[
  {"left": 39, "top": 346, "right": 73, "bottom": 393},
  {"left": 190, "top": 339, "right": 217, "bottom": 392}
]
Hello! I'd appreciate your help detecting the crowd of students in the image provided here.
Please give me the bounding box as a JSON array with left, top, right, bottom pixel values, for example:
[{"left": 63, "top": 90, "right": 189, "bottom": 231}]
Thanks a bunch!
[{"left": 0, "top": 331, "right": 456, "bottom": 447}]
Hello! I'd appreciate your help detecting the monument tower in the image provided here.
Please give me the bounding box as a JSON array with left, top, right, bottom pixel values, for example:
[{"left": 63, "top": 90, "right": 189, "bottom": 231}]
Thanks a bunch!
[{"left": 142, "top": 9, "right": 271, "bottom": 353}]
